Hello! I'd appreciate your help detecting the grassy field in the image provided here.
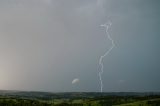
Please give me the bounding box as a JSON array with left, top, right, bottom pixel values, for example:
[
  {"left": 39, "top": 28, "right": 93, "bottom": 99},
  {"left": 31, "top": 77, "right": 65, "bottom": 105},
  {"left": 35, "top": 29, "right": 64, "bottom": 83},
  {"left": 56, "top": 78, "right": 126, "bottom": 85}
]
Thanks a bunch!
[{"left": 114, "top": 98, "right": 160, "bottom": 106}]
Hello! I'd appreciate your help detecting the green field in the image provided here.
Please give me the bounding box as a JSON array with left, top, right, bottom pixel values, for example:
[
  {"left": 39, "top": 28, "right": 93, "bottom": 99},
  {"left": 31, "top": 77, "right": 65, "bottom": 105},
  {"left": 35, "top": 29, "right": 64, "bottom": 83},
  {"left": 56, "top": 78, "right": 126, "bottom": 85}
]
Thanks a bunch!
[{"left": 114, "top": 98, "right": 160, "bottom": 106}]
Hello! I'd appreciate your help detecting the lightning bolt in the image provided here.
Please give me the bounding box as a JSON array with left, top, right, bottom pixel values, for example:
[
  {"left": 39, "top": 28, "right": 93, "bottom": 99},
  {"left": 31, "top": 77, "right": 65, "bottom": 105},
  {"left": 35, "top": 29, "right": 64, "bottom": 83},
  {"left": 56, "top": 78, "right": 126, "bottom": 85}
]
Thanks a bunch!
[{"left": 99, "top": 21, "right": 115, "bottom": 92}]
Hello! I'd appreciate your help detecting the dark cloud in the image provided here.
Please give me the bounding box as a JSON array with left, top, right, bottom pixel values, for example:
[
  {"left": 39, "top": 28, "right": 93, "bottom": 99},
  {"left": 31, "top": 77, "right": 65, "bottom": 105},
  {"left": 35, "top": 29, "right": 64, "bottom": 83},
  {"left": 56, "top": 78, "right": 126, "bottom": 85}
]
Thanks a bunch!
[{"left": 0, "top": 0, "right": 159, "bottom": 92}]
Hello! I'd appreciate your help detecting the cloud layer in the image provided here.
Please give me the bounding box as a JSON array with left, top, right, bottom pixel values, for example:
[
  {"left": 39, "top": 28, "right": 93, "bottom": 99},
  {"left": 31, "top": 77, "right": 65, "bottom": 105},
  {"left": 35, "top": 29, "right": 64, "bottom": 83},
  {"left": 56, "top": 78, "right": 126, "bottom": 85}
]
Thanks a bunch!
[{"left": 0, "top": 0, "right": 159, "bottom": 92}]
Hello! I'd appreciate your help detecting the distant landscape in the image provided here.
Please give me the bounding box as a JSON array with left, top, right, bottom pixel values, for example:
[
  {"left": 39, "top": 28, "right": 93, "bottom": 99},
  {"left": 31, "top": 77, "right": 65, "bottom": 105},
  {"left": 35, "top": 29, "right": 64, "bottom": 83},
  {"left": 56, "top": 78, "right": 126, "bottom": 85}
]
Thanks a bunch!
[{"left": 0, "top": 90, "right": 160, "bottom": 106}]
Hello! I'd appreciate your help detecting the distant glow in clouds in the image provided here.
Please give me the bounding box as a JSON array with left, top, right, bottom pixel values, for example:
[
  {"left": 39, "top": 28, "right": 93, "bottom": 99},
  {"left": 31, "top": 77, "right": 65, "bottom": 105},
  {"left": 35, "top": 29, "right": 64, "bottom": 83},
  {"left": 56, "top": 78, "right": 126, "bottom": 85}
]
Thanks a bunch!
[{"left": 72, "top": 78, "right": 80, "bottom": 84}]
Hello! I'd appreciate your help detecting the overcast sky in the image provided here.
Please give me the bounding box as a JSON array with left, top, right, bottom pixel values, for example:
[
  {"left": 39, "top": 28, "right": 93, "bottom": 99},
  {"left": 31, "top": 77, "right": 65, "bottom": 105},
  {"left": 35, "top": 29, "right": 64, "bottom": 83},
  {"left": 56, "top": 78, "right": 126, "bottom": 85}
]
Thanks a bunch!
[{"left": 0, "top": 0, "right": 159, "bottom": 92}]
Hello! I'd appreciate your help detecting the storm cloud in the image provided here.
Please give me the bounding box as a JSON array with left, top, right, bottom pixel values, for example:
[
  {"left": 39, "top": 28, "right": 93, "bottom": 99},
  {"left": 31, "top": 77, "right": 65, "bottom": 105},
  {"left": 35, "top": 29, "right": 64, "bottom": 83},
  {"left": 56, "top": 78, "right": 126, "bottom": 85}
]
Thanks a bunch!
[{"left": 0, "top": 0, "right": 159, "bottom": 92}]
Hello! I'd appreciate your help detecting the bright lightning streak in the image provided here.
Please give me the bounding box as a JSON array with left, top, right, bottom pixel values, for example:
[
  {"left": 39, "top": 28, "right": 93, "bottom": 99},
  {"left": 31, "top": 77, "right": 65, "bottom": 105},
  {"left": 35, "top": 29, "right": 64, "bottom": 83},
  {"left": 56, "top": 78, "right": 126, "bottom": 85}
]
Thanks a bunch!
[{"left": 99, "top": 21, "right": 115, "bottom": 92}]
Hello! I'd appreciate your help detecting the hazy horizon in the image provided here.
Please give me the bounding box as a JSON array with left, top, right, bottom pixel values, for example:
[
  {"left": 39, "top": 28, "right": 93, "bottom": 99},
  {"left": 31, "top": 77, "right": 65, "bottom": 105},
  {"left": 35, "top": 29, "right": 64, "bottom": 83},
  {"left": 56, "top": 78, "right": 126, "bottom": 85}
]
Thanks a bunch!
[{"left": 0, "top": 0, "right": 159, "bottom": 92}]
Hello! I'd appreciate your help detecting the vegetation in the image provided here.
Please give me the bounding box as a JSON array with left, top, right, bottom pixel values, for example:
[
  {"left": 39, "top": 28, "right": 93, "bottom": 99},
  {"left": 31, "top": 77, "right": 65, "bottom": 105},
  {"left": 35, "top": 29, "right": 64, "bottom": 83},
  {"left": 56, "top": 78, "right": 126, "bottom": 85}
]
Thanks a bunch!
[{"left": 0, "top": 91, "right": 159, "bottom": 106}]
